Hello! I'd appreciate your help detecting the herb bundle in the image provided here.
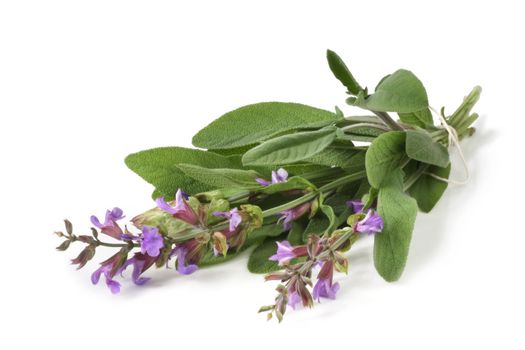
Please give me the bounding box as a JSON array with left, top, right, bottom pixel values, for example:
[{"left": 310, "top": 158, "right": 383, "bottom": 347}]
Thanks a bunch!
[{"left": 55, "top": 50, "right": 481, "bottom": 322}]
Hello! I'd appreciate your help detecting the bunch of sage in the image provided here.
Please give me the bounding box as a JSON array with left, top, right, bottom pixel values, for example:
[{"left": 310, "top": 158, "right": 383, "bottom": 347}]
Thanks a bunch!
[{"left": 55, "top": 50, "right": 481, "bottom": 322}]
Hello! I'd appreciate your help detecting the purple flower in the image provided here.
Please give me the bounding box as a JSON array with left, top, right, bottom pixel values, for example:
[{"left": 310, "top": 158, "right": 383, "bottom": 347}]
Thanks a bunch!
[
  {"left": 171, "top": 246, "right": 198, "bottom": 275},
  {"left": 347, "top": 200, "right": 384, "bottom": 235},
  {"left": 156, "top": 189, "right": 198, "bottom": 225},
  {"left": 213, "top": 208, "right": 242, "bottom": 233},
  {"left": 91, "top": 264, "right": 121, "bottom": 294},
  {"left": 91, "top": 253, "right": 124, "bottom": 294},
  {"left": 90, "top": 207, "right": 125, "bottom": 239},
  {"left": 118, "top": 253, "right": 157, "bottom": 286},
  {"left": 140, "top": 226, "right": 164, "bottom": 257},
  {"left": 278, "top": 202, "right": 311, "bottom": 231},
  {"left": 287, "top": 290, "right": 302, "bottom": 310},
  {"left": 269, "top": 240, "right": 295, "bottom": 265},
  {"left": 312, "top": 260, "right": 340, "bottom": 302},
  {"left": 256, "top": 168, "right": 288, "bottom": 186},
  {"left": 356, "top": 210, "right": 384, "bottom": 234},
  {"left": 312, "top": 278, "right": 340, "bottom": 301}
]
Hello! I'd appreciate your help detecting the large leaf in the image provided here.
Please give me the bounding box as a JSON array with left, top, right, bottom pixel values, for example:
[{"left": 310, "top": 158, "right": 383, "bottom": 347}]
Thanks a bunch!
[
  {"left": 365, "top": 131, "right": 407, "bottom": 188},
  {"left": 405, "top": 130, "right": 450, "bottom": 168},
  {"left": 125, "top": 147, "right": 237, "bottom": 197},
  {"left": 192, "top": 102, "right": 341, "bottom": 149},
  {"left": 408, "top": 164, "right": 451, "bottom": 213},
  {"left": 176, "top": 164, "right": 260, "bottom": 189},
  {"left": 374, "top": 170, "right": 418, "bottom": 282},
  {"left": 242, "top": 126, "right": 338, "bottom": 166},
  {"left": 305, "top": 146, "right": 366, "bottom": 171},
  {"left": 326, "top": 49, "right": 363, "bottom": 95},
  {"left": 360, "top": 70, "right": 428, "bottom": 113}
]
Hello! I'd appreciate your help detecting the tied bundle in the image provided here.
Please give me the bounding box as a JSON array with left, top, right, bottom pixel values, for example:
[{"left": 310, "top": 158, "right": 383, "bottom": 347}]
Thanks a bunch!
[{"left": 54, "top": 50, "right": 481, "bottom": 322}]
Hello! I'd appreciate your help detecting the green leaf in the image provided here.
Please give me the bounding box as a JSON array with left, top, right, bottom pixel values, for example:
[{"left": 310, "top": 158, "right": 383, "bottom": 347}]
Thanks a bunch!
[
  {"left": 259, "top": 176, "right": 317, "bottom": 195},
  {"left": 374, "top": 170, "right": 418, "bottom": 282},
  {"left": 365, "top": 131, "right": 407, "bottom": 188},
  {"left": 405, "top": 130, "right": 450, "bottom": 168},
  {"left": 361, "top": 70, "right": 429, "bottom": 113},
  {"left": 408, "top": 164, "right": 451, "bottom": 212},
  {"left": 192, "top": 102, "right": 341, "bottom": 149},
  {"left": 125, "top": 147, "right": 238, "bottom": 196},
  {"left": 247, "top": 233, "right": 287, "bottom": 273},
  {"left": 398, "top": 108, "right": 433, "bottom": 128},
  {"left": 305, "top": 146, "right": 366, "bottom": 172},
  {"left": 176, "top": 164, "right": 260, "bottom": 189},
  {"left": 326, "top": 49, "right": 363, "bottom": 95},
  {"left": 242, "top": 126, "right": 338, "bottom": 166},
  {"left": 320, "top": 205, "right": 337, "bottom": 233}
]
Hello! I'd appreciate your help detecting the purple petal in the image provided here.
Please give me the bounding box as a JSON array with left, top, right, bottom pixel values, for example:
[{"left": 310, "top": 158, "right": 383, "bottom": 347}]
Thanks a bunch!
[
  {"left": 272, "top": 168, "right": 288, "bottom": 183},
  {"left": 91, "top": 266, "right": 104, "bottom": 285},
  {"left": 256, "top": 178, "right": 271, "bottom": 186},
  {"left": 90, "top": 215, "right": 104, "bottom": 229},
  {"left": 288, "top": 291, "right": 301, "bottom": 310},
  {"left": 175, "top": 247, "right": 198, "bottom": 275},
  {"left": 346, "top": 200, "right": 364, "bottom": 213},
  {"left": 156, "top": 197, "right": 177, "bottom": 215},
  {"left": 105, "top": 278, "right": 121, "bottom": 294},
  {"left": 109, "top": 207, "right": 124, "bottom": 221},
  {"left": 140, "top": 226, "right": 164, "bottom": 257}
]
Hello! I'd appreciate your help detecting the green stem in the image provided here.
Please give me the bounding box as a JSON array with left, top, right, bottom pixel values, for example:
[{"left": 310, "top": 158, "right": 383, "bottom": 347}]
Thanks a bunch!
[
  {"left": 403, "top": 164, "right": 429, "bottom": 191},
  {"left": 341, "top": 122, "right": 389, "bottom": 132},
  {"left": 373, "top": 111, "right": 404, "bottom": 131}
]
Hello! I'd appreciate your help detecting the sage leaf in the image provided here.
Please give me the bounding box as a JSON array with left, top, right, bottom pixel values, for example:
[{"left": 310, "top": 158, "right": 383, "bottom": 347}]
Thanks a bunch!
[
  {"left": 405, "top": 130, "right": 450, "bottom": 168},
  {"left": 374, "top": 170, "right": 418, "bottom": 282},
  {"left": 398, "top": 108, "right": 433, "bottom": 128},
  {"left": 125, "top": 147, "right": 237, "bottom": 197},
  {"left": 242, "top": 126, "right": 338, "bottom": 166},
  {"left": 362, "top": 69, "right": 429, "bottom": 113},
  {"left": 365, "top": 131, "right": 407, "bottom": 188},
  {"left": 408, "top": 164, "right": 451, "bottom": 212},
  {"left": 192, "top": 102, "right": 341, "bottom": 149},
  {"left": 176, "top": 164, "right": 260, "bottom": 189},
  {"left": 326, "top": 49, "right": 363, "bottom": 95}
]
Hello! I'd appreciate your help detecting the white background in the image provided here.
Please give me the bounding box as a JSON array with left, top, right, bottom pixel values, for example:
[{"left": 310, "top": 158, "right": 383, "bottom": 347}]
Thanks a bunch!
[{"left": 1, "top": 1, "right": 523, "bottom": 349}]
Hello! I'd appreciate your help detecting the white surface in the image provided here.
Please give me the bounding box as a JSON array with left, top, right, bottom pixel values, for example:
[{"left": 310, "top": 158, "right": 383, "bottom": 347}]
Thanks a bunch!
[{"left": 1, "top": 1, "right": 523, "bottom": 349}]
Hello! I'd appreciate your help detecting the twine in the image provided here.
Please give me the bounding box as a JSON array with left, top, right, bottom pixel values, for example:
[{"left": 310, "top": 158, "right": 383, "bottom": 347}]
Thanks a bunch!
[{"left": 427, "top": 106, "right": 470, "bottom": 185}]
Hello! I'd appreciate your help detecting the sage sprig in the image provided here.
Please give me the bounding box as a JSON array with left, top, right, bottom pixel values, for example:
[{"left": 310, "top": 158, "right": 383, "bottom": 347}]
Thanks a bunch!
[{"left": 54, "top": 50, "right": 481, "bottom": 322}]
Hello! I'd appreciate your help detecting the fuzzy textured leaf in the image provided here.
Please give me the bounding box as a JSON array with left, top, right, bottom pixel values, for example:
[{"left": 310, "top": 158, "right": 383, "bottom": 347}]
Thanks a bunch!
[
  {"left": 242, "top": 127, "right": 337, "bottom": 166},
  {"left": 326, "top": 49, "right": 363, "bottom": 94},
  {"left": 398, "top": 108, "right": 433, "bottom": 128},
  {"left": 176, "top": 164, "right": 260, "bottom": 189},
  {"left": 405, "top": 130, "right": 450, "bottom": 168},
  {"left": 364, "top": 70, "right": 428, "bottom": 113},
  {"left": 125, "top": 147, "right": 238, "bottom": 197},
  {"left": 374, "top": 170, "right": 418, "bottom": 282},
  {"left": 408, "top": 164, "right": 451, "bottom": 212},
  {"left": 192, "top": 102, "right": 341, "bottom": 149},
  {"left": 365, "top": 131, "right": 407, "bottom": 188}
]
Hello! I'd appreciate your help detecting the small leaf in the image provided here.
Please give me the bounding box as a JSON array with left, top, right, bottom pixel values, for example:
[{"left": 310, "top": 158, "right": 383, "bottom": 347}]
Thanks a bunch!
[
  {"left": 408, "top": 164, "right": 451, "bottom": 212},
  {"left": 360, "top": 70, "right": 429, "bottom": 113},
  {"left": 365, "top": 131, "right": 407, "bottom": 188},
  {"left": 64, "top": 219, "right": 73, "bottom": 235},
  {"left": 326, "top": 49, "right": 363, "bottom": 95},
  {"left": 192, "top": 102, "right": 341, "bottom": 149},
  {"left": 242, "top": 127, "right": 338, "bottom": 166},
  {"left": 320, "top": 205, "right": 337, "bottom": 233},
  {"left": 125, "top": 147, "right": 238, "bottom": 196},
  {"left": 374, "top": 170, "right": 418, "bottom": 282},
  {"left": 56, "top": 240, "right": 71, "bottom": 251},
  {"left": 259, "top": 176, "right": 316, "bottom": 195},
  {"left": 176, "top": 164, "right": 260, "bottom": 189},
  {"left": 405, "top": 130, "right": 450, "bottom": 168}
]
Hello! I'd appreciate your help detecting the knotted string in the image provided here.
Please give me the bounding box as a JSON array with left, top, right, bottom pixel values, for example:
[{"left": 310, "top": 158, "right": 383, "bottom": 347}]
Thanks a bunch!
[{"left": 427, "top": 106, "right": 470, "bottom": 185}]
